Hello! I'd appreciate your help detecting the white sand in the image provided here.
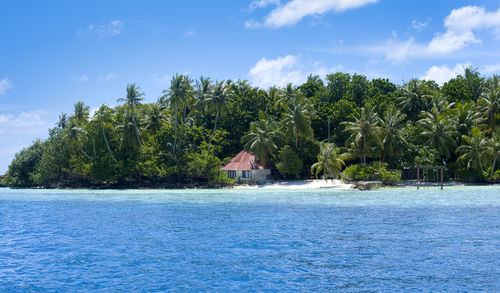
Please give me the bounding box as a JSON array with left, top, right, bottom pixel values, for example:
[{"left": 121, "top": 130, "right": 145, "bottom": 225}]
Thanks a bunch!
[{"left": 232, "top": 179, "right": 353, "bottom": 190}]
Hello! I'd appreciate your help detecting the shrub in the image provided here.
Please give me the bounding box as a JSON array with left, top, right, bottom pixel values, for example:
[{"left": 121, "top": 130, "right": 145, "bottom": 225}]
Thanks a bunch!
[
  {"left": 276, "top": 146, "right": 303, "bottom": 179},
  {"left": 342, "top": 161, "right": 401, "bottom": 184}
]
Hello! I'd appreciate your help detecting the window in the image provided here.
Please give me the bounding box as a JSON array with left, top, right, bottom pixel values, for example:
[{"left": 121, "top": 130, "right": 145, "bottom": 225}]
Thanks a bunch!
[
  {"left": 242, "top": 170, "right": 252, "bottom": 178},
  {"left": 227, "top": 170, "right": 236, "bottom": 178}
]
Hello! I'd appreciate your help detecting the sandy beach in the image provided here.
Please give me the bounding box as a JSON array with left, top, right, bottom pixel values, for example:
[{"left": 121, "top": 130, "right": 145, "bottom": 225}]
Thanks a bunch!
[{"left": 232, "top": 179, "right": 354, "bottom": 190}]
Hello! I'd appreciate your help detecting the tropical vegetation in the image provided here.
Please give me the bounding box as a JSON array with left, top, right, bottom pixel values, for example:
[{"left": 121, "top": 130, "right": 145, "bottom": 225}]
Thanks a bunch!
[{"left": 3, "top": 68, "right": 500, "bottom": 188}]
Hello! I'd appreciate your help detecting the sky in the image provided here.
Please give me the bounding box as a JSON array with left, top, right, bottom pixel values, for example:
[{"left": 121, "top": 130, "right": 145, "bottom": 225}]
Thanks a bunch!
[{"left": 1, "top": 0, "right": 500, "bottom": 173}]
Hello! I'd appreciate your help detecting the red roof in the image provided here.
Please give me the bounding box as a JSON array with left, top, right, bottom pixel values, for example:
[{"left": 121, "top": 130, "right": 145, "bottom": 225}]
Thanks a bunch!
[{"left": 221, "top": 150, "right": 265, "bottom": 171}]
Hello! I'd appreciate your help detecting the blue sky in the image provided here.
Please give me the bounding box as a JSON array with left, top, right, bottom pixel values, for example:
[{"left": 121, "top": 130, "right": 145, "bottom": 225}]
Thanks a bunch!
[{"left": 1, "top": 0, "right": 500, "bottom": 173}]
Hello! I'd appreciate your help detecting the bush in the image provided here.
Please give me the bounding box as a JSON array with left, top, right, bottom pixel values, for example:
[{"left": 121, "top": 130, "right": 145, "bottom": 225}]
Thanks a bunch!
[
  {"left": 186, "top": 150, "right": 233, "bottom": 186},
  {"left": 490, "top": 169, "right": 500, "bottom": 182},
  {"left": 342, "top": 161, "right": 401, "bottom": 184},
  {"left": 276, "top": 146, "right": 303, "bottom": 179},
  {"left": 4, "top": 140, "right": 44, "bottom": 188}
]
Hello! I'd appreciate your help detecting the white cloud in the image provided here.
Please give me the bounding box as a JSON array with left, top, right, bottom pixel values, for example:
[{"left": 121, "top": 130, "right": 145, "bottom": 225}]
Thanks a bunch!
[
  {"left": 248, "top": 54, "right": 341, "bottom": 88},
  {"left": 248, "top": 0, "right": 378, "bottom": 28},
  {"left": 427, "top": 6, "right": 500, "bottom": 54},
  {"left": 421, "top": 62, "right": 471, "bottom": 85},
  {"left": 412, "top": 19, "right": 431, "bottom": 32},
  {"left": 82, "top": 20, "right": 124, "bottom": 38},
  {"left": 73, "top": 75, "right": 89, "bottom": 82},
  {"left": 104, "top": 72, "right": 117, "bottom": 81},
  {"left": 376, "top": 6, "right": 500, "bottom": 62},
  {"left": 0, "top": 110, "right": 51, "bottom": 132},
  {"left": 482, "top": 63, "right": 500, "bottom": 75},
  {"left": 0, "top": 78, "right": 12, "bottom": 95},
  {"left": 248, "top": 0, "right": 280, "bottom": 11}
]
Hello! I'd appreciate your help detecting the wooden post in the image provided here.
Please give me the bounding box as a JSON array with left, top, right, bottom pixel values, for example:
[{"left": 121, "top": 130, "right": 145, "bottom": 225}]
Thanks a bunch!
[
  {"left": 417, "top": 167, "right": 420, "bottom": 190},
  {"left": 440, "top": 168, "right": 444, "bottom": 190}
]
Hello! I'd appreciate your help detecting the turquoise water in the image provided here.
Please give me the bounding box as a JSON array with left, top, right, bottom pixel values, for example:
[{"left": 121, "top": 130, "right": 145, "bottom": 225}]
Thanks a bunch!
[{"left": 0, "top": 186, "right": 499, "bottom": 291}]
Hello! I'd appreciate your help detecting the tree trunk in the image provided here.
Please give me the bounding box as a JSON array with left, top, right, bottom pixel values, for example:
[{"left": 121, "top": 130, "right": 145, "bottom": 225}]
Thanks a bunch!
[
  {"left": 102, "top": 124, "right": 118, "bottom": 163},
  {"left": 131, "top": 115, "right": 142, "bottom": 147},
  {"left": 79, "top": 145, "right": 93, "bottom": 160},
  {"left": 491, "top": 155, "right": 497, "bottom": 178},
  {"left": 208, "top": 107, "right": 220, "bottom": 152}
]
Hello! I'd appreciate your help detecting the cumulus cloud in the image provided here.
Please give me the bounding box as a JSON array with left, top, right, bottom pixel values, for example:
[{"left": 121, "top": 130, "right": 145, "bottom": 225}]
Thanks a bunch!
[
  {"left": 421, "top": 62, "right": 471, "bottom": 85},
  {"left": 427, "top": 6, "right": 500, "bottom": 54},
  {"left": 0, "top": 78, "right": 12, "bottom": 95},
  {"left": 247, "top": 0, "right": 378, "bottom": 28},
  {"left": 380, "top": 6, "right": 500, "bottom": 62},
  {"left": 81, "top": 20, "right": 124, "bottom": 38},
  {"left": 248, "top": 54, "right": 341, "bottom": 88}
]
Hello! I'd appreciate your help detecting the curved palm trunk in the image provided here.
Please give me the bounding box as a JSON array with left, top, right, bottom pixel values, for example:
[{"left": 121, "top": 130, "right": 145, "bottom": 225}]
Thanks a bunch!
[
  {"left": 131, "top": 115, "right": 142, "bottom": 147},
  {"left": 208, "top": 106, "right": 220, "bottom": 152},
  {"left": 79, "top": 145, "right": 93, "bottom": 160},
  {"left": 173, "top": 105, "right": 179, "bottom": 157},
  {"left": 102, "top": 124, "right": 118, "bottom": 163},
  {"left": 491, "top": 155, "right": 497, "bottom": 178}
]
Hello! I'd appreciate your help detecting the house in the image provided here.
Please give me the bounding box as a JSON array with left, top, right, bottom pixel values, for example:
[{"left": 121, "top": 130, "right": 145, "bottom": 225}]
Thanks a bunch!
[{"left": 221, "top": 150, "right": 271, "bottom": 184}]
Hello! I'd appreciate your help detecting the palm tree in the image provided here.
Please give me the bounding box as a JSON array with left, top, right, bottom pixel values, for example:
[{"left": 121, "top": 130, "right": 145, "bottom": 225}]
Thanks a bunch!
[
  {"left": 57, "top": 113, "right": 68, "bottom": 130},
  {"left": 381, "top": 105, "right": 406, "bottom": 163},
  {"left": 72, "top": 101, "right": 90, "bottom": 125},
  {"left": 162, "top": 74, "right": 193, "bottom": 153},
  {"left": 457, "top": 127, "right": 489, "bottom": 172},
  {"left": 144, "top": 102, "right": 168, "bottom": 134},
  {"left": 453, "top": 102, "right": 483, "bottom": 138},
  {"left": 479, "top": 75, "right": 500, "bottom": 130},
  {"left": 117, "top": 84, "right": 144, "bottom": 147},
  {"left": 66, "top": 101, "right": 93, "bottom": 160},
  {"left": 241, "top": 119, "right": 283, "bottom": 167},
  {"left": 66, "top": 120, "right": 93, "bottom": 160},
  {"left": 204, "top": 80, "right": 234, "bottom": 151},
  {"left": 418, "top": 107, "right": 456, "bottom": 160},
  {"left": 398, "top": 79, "right": 432, "bottom": 120},
  {"left": 311, "top": 142, "right": 345, "bottom": 180},
  {"left": 193, "top": 76, "right": 212, "bottom": 126},
  {"left": 342, "top": 105, "right": 382, "bottom": 164},
  {"left": 486, "top": 131, "right": 500, "bottom": 178},
  {"left": 280, "top": 90, "right": 315, "bottom": 149},
  {"left": 95, "top": 105, "right": 117, "bottom": 163}
]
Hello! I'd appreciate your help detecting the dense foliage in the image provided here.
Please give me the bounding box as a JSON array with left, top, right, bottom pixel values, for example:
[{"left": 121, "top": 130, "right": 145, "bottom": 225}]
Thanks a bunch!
[{"left": 3, "top": 68, "right": 500, "bottom": 188}]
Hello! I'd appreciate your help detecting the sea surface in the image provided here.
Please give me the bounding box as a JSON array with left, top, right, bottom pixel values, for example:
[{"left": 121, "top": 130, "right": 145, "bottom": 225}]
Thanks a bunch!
[{"left": 0, "top": 186, "right": 499, "bottom": 291}]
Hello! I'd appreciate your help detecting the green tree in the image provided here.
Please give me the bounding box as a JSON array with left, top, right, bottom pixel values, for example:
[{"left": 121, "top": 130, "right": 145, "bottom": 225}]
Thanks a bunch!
[
  {"left": 486, "top": 131, "right": 500, "bottom": 178},
  {"left": 380, "top": 105, "right": 407, "bottom": 165},
  {"left": 276, "top": 146, "right": 303, "bottom": 179},
  {"left": 94, "top": 105, "right": 118, "bottom": 163},
  {"left": 342, "top": 105, "right": 382, "bottom": 164},
  {"left": 117, "top": 84, "right": 144, "bottom": 147},
  {"left": 163, "top": 74, "right": 193, "bottom": 155},
  {"left": 479, "top": 75, "right": 500, "bottom": 130},
  {"left": 205, "top": 80, "right": 234, "bottom": 151},
  {"left": 241, "top": 119, "right": 283, "bottom": 167},
  {"left": 311, "top": 142, "right": 345, "bottom": 180},
  {"left": 418, "top": 107, "right": 456, "bottom": 160},
  {"left": 4, "top": 140, "right": 44, "bottom": 187},
  {"left": 457, "top": 127, "right": 488, "bottom": 172},
  {"left": 398, "top": 79, "right": 432, "bottom": 120},
  {"left": 280, "top": 89, "right": 315, "bottom": 148}
]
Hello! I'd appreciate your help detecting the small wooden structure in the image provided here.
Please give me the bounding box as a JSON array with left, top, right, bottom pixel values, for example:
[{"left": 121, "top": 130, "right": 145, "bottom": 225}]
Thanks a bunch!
[{"left": 415, "top": 166, "right": 445, "bottom": 190}]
